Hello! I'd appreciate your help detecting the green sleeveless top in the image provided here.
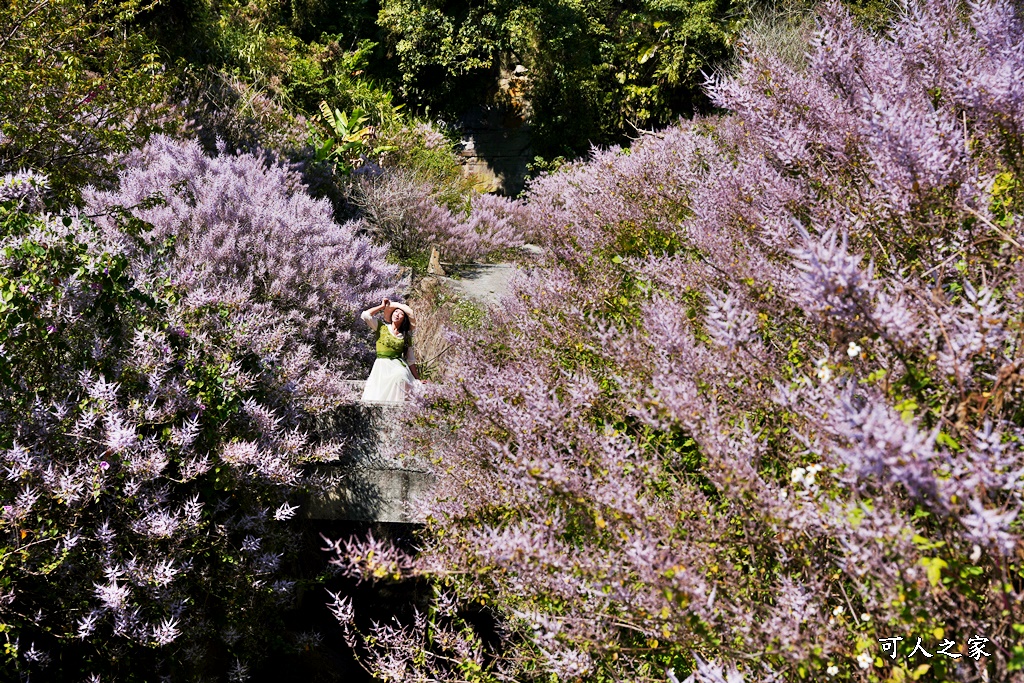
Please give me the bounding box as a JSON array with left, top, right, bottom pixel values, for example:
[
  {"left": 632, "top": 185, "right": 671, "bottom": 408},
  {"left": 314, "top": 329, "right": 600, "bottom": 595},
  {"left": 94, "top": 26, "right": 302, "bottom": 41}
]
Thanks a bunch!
[{"left": 375, "top": 323, "right": 408, "bottom": 359}]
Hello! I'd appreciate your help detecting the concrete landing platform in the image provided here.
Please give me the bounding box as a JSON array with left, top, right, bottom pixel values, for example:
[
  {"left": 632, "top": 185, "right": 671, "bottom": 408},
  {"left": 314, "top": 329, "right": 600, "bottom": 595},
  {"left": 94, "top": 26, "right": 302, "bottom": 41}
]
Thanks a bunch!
[
  {"left": 442, "top": 262, "right": 519, "bottom": 307},
  {"left": 306, "top": 467, "right": 436, "bottom": 524},
  {"left": 304, "top": 382, "right": 434, "bottom": 524}
]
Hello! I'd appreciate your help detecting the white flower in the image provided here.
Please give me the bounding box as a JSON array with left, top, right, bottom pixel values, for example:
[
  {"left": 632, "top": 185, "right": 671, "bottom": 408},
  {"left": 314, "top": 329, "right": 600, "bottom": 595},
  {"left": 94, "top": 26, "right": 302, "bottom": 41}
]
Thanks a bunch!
[
  {"left": 970, "top": 544, "right": 982, "bottom": 563},
  {"left": 151, "top": 617, "right": 180, "bottom": 646},
  {"left": 274, "top": 502, "right": 299, "bottom": 521},
  {"left": 832, "top": 605, "right": 844, "bottom": 616},
  {"left": 827, "top": 664, "right": 839, "bottom": 676},
  {"left": 815, "top": 363, "right": 833, "bottom": 383},
  {"left": 857, "top": 650, "right": 873, "bottom": 669},
  {"left": 847, "top": 341, "right": 862, "bottom": 358},
  {"left": 791, "top": 467, "right": 807, "bottom": 485},
  {"left": 860, "top": 613, "right": 870, "bottom": 622}
]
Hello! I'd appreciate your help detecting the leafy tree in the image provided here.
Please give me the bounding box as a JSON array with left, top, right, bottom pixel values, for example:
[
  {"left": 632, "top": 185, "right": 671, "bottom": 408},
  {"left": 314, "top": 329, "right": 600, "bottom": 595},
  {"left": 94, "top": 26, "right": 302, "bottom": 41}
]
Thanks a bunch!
[
  {"left": 377, "top": 0, "right": 740, "bottom": 157},
  {"left": 0, "top": 0, "right": 169, "bottom": 199}
]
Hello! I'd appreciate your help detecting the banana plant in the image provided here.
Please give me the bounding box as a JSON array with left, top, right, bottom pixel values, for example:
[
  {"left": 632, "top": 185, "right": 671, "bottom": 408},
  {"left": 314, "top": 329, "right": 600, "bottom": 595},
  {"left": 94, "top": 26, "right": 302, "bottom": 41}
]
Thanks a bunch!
[{"left": 312, "top": 101, "right": 398, "bottom": 174}]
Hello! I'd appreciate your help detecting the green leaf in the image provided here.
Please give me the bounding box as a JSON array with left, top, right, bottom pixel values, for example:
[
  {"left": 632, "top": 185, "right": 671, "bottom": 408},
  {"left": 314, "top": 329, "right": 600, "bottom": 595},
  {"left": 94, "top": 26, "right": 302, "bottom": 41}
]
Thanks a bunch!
[
  {"left": 936, "top": 431, "right": 961, "bottom": 451},
  {"left": 919, "top": 556, "right": 948, "bottom": 587},
  {"left": 638, "top": 45, "right": 658, "bottom": 64}
]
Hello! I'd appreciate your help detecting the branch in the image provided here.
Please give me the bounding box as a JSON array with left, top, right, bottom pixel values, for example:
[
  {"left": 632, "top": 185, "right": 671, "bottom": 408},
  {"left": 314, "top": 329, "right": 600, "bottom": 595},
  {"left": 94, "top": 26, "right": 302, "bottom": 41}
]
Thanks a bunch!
[{"left": 0, "top": 0, "right": 50, "bottom": 53}]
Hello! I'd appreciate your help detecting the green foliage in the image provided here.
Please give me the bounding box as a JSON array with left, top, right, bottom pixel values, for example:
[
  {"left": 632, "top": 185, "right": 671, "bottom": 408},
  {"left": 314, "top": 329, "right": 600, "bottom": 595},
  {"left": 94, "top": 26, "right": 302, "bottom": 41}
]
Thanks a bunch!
[
  {"left": 842, "top": 0, "right": 901, "bottom": 31},
  {"left": 526, "top": 154, "right": 569, "bottom": 177},
  {"left": 378, "top": 0, "right": 741, "bottom": 157},
  {"left": 451, "top": 298, "right": 486, "bottom": 330},
  {"left": 288, "top": 0, "right": 382, "bottom": 42},
  {"left": 740, "top": 0, "right": 818, "bottom": 70},
  {"left": 991, "top": 171, "right": 1020, "bottom": 229},
  {"left": 0, "top": 0, "right": 170, "bottom": 199},
  {"left": 311, "top": 101, "right": 399, "bottom": 173},
  {"left": 0, "top": 218, "right": 134, "bottom": 410},
  {"left": 140, "top": 0, "right": 403, "bottom": 151},
  {"left": 381, "top": 122, "right": 483, "bottom": 201}
]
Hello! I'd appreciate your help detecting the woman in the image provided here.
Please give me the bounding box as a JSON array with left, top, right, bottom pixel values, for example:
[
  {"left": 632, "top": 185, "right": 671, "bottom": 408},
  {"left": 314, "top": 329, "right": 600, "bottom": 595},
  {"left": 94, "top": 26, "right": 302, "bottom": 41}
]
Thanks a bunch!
[{"left": 360, "top": 298, "right": 419, "bottom": 403}]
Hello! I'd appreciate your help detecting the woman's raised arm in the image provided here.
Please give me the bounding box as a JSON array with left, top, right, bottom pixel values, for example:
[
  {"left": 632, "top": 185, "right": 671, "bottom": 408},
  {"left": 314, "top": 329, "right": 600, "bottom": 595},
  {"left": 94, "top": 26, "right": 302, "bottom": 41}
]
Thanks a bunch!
[{"left": 360, "top": 298, "right": 389, "bottom": 330}]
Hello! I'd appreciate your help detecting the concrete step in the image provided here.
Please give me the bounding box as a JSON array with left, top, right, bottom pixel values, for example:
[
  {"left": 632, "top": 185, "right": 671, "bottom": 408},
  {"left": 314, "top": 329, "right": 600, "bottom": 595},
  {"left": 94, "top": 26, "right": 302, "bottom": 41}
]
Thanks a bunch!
[
  {"left": 306, "top": 467, "right": 436, "bottom": 524},
  {"left": 304, "top": 385, "right": 434, "bottom": 523}
]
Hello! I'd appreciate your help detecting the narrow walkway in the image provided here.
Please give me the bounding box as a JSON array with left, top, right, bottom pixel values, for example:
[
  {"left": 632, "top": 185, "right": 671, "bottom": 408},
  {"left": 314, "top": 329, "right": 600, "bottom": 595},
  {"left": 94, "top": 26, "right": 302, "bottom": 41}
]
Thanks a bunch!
[
  {"left": 310, "top": 248, "right": 543, "bottom": 524},
  {"left": 441, "top": 263, "right": 518, "bottom": 307},
  {"left": 439, "top": 245, "right": 541, "bottom": 306},
  {"left": 306, "top": 383, "right": 434, "bottom": 524}
]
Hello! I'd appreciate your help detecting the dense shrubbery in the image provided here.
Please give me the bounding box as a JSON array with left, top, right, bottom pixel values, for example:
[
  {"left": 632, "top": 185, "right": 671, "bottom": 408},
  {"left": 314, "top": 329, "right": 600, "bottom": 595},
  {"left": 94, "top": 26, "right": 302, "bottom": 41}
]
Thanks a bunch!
[
  {"left": 0, "top": 154, "right": 393, "bottom": 678},
  {"left": 329, "top": 1, "right": 1024, "bottom": 681},
  {"left": 13, "top": 0, "right": 1024, "bottom": 680},
  {"left": 139, "top": 0, "right": 404, "bottom": 146},
  {"left": 353, "top": 168, "right": 523, "bottom": 261},
  {"left": 378, "top": 0, "right": 740, "bottom": 157},
  {"left": 0, "top": 0, "right": 169, "bottom": 199},
  {"left": 137, "top": 0, "right": 745, "bottom": 163},
  {"left": 84, "top": 135, "right": 396, "bottom": 406}
]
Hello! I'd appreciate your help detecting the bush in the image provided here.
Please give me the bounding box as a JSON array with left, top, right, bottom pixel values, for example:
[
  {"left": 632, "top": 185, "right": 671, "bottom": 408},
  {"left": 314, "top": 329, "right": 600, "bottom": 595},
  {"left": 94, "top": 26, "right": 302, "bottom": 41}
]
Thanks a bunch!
[
  {"left": 330, "top": 1, "right": 1024, "bottom": 681},
  {"left": 0, "top": 0, "right": 170, "bottom": 199},
  {"left": 84, "top": 135, "right": 398, "bottom": 411},
  {"left": 352, "top": 168, "right": 523, "bottom": 262},
  {"left": 0, "top": 175, "right": 337, "bottom": 680}
]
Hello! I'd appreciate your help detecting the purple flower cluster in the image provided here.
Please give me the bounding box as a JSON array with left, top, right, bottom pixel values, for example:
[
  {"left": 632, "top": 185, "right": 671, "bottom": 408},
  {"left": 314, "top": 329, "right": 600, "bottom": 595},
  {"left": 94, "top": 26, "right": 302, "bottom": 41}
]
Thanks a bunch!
[
  {"left": 353, "top": 168, "right": 524, "bottom": 260},
  {"left": 0, "top": 134, "right": 400, "bottom": 677},
  {"left": 85, "top": 135, "right": 398, "bottom": 405},
  {"left": 0, "top": 170, "right": 49, "bottom": 212}
]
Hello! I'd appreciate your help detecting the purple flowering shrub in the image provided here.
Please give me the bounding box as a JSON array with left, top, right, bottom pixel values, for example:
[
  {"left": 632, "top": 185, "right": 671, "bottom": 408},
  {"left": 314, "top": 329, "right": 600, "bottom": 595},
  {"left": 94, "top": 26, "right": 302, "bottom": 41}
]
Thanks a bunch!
[
  {"left": 329, "top": 1, "right": 1024, "bottom": 681},
  {"left": 84, "top": 135, "right": 397, "bottom": 411},
  {"left": 353, "top": 168, "right": 524, "bottom": 262},
  {"left": 0, "top": 153, "right": 396, "bottom": 678},
  {"left": 0, "top": 196, "right": 301, "bottom": 678}
]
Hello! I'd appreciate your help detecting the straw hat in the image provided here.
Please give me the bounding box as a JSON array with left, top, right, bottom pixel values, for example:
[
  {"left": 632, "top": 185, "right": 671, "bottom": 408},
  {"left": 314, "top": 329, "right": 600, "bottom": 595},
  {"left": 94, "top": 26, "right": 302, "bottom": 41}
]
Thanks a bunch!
[{"left": 384, "top": 301, "right": 416, "bottom": 330}]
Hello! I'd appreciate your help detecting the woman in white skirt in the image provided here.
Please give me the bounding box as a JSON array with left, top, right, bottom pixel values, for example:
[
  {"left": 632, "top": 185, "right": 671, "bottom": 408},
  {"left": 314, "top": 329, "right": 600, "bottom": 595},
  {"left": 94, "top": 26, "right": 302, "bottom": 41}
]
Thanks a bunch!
[{"left": 360, "top": 298, "right": 419, "bottom": 403}]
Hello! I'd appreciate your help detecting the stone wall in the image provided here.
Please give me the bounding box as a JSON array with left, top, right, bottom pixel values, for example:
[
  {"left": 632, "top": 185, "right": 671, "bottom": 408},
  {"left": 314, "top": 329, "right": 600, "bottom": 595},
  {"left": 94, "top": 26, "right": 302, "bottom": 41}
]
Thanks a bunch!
[
  {"left": 304, "top": 384, "right": 434, "bottom": 523},
  {"left": 457, "top": 65, "right": 533, "bottom": 196}
]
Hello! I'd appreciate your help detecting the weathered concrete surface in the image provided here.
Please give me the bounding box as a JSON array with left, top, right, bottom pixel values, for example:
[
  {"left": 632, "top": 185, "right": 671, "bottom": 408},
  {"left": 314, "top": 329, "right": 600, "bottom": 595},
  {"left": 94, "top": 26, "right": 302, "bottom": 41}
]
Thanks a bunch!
[
  {"left": 307, "top": 467, "right": 436, "bottom": 524},
  {"left": 440, "top": 246, "right": 542, "bottom": 307},
  {"left": 442, "top": 263, "right": 520, "bottom": 307},
  {"left": 306, "top": 384, "right": 434, "bottom": 523}
]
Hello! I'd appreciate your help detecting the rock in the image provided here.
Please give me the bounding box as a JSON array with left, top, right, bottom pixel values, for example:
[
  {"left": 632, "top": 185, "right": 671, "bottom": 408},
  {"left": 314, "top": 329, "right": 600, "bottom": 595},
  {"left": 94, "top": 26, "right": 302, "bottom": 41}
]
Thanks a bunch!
[
  {"left": 458, "top": 103, "right": 533, "bottom": 196},
  {"left": 427, "top": 246, "right": 446, "bottom": 276},
  {"left": 396, "top": 266, "right": 413, "bottom": 297},
  {"left": 304, "top": 397, "right": 435, "bottom": 523}
]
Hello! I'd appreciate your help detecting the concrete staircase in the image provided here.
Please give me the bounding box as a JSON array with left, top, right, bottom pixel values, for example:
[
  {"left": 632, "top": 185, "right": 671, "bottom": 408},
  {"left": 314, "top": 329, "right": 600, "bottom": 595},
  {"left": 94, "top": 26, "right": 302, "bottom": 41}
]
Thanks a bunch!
[{"left": 305, "top": 381, "right": 435, "bottom": 524}]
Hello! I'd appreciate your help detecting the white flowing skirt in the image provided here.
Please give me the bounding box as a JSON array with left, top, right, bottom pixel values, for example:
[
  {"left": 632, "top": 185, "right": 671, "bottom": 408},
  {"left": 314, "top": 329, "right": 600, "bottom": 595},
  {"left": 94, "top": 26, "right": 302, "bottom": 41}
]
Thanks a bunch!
[{"left": 362, "top": 357, "right": 417, "bottom": 403}]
